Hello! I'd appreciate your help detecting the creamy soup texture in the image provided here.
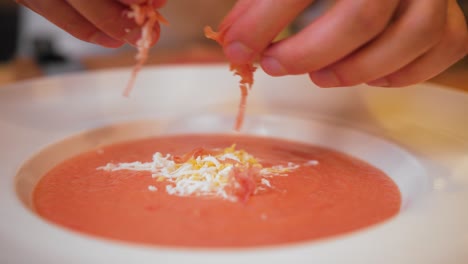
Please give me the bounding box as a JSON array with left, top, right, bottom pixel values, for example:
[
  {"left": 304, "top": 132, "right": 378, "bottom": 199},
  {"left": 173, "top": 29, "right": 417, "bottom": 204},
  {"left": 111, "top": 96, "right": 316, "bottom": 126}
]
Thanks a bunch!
[{"left": 34, "top": 134, "right": 401, "bottom": 248}]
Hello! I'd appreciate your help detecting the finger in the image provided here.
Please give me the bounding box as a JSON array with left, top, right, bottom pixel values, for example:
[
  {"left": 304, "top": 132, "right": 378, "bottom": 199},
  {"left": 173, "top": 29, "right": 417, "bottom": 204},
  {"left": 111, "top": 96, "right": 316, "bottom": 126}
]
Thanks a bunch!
[
  {"left": 367, "top": 1, "right": 468, "bottom": 87},
  {"left": 16, "top": 0, "right": 123, "bottom": 47},
  {"left": 218, "top": 0, "right": 256, "bottom": 32},
  {"left": 309, "top": 0, "right": 448, "bottom": 87},
  {"left": 65, "top": 0, "right": 159, "bottom": 46},
  {"left": 118, "top": 0, "right": 167, "bottom": 8},
  {"left": 221, "top": 0, "right": 313, "bottom": 65},
  {"left": 260, "top": 0, "right": 399, "bottom": 76}
]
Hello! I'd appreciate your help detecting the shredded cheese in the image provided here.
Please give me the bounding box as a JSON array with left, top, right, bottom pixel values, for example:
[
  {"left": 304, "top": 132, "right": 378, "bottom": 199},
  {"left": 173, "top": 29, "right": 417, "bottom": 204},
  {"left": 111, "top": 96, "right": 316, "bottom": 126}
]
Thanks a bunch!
[
  {"left": 260, "top": 162, "right": 300, "bottom": 177},
  {"left": 261, "top": 178, "right": 271, "bottom": 188},
  {"left": 306, "top": 160, "right": 320, "bottom": 166},
  {"left": 98, "top": 144, "right": 300, "bottom": 202}
]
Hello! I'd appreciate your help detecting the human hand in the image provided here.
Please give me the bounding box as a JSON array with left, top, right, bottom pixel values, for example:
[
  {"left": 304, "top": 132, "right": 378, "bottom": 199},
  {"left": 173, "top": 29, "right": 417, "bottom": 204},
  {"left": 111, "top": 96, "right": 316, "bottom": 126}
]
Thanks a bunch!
[
  {"left": 16, "top": 0, "right": 167, "bottom": 48},
  {"left": 221, "top": 0, "right": 468, "bottom": 87}
]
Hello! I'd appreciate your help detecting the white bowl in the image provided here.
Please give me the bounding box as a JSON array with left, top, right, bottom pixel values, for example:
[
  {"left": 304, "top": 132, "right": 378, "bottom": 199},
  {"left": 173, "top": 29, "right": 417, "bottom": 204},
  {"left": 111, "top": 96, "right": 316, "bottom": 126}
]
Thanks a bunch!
[{"left": 1, "top": 65, "right": 467, "bottom": 264}]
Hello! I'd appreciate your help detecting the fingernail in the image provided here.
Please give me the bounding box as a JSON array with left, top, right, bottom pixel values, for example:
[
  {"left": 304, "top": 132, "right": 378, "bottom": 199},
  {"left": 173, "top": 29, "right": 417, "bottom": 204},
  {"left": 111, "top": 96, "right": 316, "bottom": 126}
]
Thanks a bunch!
[
  {"left": 261, "top": 57, "right": 288, "bottom": 76},
  {"left": 367, "top": 77, "right": 390, "bottom": 87},
  {"left": 310, "top": 69, "right": 341, "bottom": 87},
  {"left": 224, "top": 41, "right": 254, "bottom": 64},
  {"left": 90, "top": 32, "right": 123, "bottom": 47}
]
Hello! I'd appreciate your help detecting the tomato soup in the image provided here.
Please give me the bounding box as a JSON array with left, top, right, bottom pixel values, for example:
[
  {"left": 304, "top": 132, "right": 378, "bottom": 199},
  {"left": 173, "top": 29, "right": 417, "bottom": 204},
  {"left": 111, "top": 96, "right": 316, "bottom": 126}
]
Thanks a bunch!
[{"left": 34, "top": 134, "right": 401, "bottom": 248}]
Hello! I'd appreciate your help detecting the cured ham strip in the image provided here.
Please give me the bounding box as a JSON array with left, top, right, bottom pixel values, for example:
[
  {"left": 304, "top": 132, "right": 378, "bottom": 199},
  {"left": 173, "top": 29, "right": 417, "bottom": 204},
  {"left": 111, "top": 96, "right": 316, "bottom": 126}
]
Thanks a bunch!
[
  {"left": 204, "top": 26, "right": 257, "bottom": 131},
  {"left": 124, "top": 1, "right": 168, "bottom": 97}
]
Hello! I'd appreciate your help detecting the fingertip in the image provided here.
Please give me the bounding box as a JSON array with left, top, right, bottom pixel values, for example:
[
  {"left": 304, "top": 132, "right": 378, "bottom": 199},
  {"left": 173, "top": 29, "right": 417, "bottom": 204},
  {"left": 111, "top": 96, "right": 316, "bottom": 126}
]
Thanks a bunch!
[
  {"left": 223, "top": 41, "right": 255, "bottom": 65},
  {"left": 260, "top": 56, "right": 288, "bottom": 76},
  {"left": 90, "top": 31, "right": 125, "bottom": 47},
  {"left": 366, "top": 77, "right": 390, "bottom": 87},
  {"left": 220, "top": 0, "right": 308, "bottom": 66},
  {"left": 309, "top": 69, "right": 343, "bottom": 88}
]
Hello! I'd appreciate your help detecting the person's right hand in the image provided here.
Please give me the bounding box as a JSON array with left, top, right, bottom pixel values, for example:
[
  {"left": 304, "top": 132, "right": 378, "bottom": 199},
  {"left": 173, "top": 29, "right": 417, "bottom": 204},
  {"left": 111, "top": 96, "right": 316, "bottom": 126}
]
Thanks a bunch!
[
  {"left": 220, "top": 0, "right": 468, "bottom": 88},
  {"left": 16, "top": 0, "right": 167, "bottom": 48}
]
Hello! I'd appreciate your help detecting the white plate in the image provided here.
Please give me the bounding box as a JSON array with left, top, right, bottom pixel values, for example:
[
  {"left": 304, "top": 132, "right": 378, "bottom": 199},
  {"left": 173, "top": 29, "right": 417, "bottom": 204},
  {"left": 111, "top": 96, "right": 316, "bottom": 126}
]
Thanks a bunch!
[{"left": 1, "top": 65, "right": 467, "bottom": 264}]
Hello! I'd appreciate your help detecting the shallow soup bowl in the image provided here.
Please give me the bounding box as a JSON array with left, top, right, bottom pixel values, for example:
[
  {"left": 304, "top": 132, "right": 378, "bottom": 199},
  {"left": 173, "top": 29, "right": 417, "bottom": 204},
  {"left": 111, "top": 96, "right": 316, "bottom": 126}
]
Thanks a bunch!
[{"left": 1, "top": 65, "right": 467, "bottom": 263}]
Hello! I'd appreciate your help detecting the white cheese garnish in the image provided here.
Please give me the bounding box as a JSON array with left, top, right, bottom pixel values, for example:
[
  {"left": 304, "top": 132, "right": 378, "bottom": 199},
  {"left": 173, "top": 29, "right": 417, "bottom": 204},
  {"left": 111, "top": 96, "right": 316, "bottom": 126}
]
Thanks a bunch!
[
  {"left": 260, "top": 162, "right": 299, "bottom": 176},
  {"left": 261, "top": 178, "right": 271, "bottom": 188},
  {"left": 305, "top": 160, "right": 319, "bottom": 166},
  {"left": 98, "top": 145, "right": 301, "bottom": 201},
  {"left": 97, "top": 162, "right": 153, "bottom": 171}
]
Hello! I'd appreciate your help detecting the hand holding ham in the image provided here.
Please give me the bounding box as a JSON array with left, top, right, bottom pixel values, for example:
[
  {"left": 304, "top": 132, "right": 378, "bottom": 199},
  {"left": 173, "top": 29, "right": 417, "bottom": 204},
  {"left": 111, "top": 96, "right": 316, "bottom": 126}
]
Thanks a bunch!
[
  {"left": 16, "top": 0, "right": 167, "bottom": 47},
  {"left": 221, "top": 0, "right": 468, "bottom": 87}
]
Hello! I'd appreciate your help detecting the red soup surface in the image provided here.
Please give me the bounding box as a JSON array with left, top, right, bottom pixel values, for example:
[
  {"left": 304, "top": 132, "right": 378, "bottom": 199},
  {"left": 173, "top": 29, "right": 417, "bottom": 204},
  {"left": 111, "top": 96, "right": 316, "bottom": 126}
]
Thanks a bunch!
[{"left": 34, "top": 134, "right": 401, "bottom": 248}]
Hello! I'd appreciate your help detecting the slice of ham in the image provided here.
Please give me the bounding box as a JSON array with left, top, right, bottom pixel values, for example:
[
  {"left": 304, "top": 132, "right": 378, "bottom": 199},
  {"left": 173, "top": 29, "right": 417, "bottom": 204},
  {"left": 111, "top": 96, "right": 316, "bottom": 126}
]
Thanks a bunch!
[
  {"left": 123, "top": 1, "right": 168, "bottom": 97},
  {"left": 204, "top": 26, "right": 257, "bottom": 131},
  {"left": 230, "top": 166, "right": 259, "bottom": 203}
]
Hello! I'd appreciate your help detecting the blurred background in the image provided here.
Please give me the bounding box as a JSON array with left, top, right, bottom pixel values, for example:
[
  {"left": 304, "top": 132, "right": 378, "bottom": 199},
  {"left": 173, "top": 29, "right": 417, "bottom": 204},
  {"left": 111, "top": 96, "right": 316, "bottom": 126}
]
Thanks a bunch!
[{"left": 0, "top": 0, "right": 467, "bottom": 89}]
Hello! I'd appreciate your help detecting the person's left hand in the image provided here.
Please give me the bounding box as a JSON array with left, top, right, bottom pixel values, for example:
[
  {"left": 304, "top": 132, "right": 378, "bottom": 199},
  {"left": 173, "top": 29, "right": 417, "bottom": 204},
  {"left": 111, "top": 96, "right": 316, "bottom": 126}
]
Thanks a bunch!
[{"left": 16, "top": 0, "right": 167, "bottom": 48}]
